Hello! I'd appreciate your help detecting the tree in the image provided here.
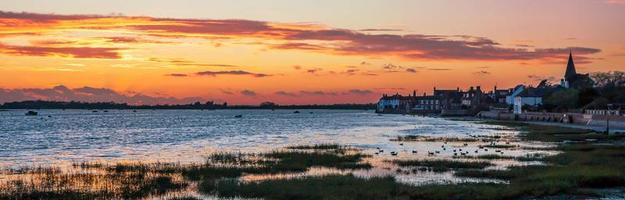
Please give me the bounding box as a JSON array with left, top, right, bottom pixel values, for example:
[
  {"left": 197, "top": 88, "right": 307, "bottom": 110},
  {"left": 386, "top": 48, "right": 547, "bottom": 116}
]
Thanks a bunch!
[
  {"left": 591, "top": 71, "right": 625, "bottom": 88},
  {"left": 572, "top": 75, "right": 595, "bottom": 90},
  {"left": 578, "top": 88, "right": 600, "bottom": 107},
  {"left": 544, "top": 88, "right": 579, "bottom": 111},
  {"left": 591, "top": 71, "right": 625, "bottom": 104}
]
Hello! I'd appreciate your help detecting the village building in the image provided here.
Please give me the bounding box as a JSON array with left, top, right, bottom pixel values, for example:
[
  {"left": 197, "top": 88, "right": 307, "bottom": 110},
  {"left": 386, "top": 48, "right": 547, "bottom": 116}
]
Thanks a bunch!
[
  {"left": 411, "top": 92, "right": 441, "bottom": 114},
  {"left": 376, "top": 51, "right": 593, "bottom": 116},
  {"left": 490, "top": 86, "right": 511, "bottom": 104},
  {"left": 561, "top": 51, "right": 593, "bottom": 89}
]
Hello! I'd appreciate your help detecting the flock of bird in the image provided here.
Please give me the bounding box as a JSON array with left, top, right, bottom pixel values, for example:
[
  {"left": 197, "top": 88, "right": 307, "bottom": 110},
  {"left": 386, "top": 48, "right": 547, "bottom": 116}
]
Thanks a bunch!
[{"left": 374, "top": 141, "right": 509, "bottom": 157}]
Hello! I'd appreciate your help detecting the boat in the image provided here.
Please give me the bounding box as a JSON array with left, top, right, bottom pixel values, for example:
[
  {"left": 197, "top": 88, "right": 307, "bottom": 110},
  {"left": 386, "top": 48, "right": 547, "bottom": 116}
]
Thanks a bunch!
[
  {"left": 234, "top": 115, "right": 243, "bottom": 118},
  {"left": 293, "top": 111, "right": 300, "bottom": 114},
  {"left": 25, "top": 111, "right": 38, "bottom": 116}
]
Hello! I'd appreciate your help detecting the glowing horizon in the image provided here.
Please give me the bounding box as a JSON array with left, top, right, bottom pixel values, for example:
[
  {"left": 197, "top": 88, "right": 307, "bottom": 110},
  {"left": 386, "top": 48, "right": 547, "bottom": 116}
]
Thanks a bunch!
[{"left": 0, "top": 0, "right": 624, "bottom": 105}]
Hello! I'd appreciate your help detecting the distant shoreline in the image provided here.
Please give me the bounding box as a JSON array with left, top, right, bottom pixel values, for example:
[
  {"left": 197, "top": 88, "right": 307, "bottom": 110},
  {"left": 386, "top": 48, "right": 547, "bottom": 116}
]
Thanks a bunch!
[{"left": 0, "top": 100, "right": 375, "bottom": 110}]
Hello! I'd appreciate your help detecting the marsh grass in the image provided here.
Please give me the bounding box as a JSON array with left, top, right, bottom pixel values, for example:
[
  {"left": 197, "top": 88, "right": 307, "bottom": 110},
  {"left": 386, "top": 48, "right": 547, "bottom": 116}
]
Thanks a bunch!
[
  {"left": 447, "top": 122, "right": 625, "bottom": 199},
  {"left": 469, "top": 153, "right": 546, "bottom": 161},
  {"left": 392, "top": 159, "right": 492, "bottom": 172},
  {"left": 0, "top": 146, "right": 372, "bottom": 199},
  {"left": 184, "top": 150, "right": 372, "bottom": 181},
  {"left": 263, "top": 151, "right": 371, "bottom": 170},
  {"left": 0, "top": 167, "right": 188, "bottom": 199},
  {"left": 286, "top": 143, "right": 342, "bottom": 150},
  {"left": 197, "top": 122, "right": 625, "bottom": 199},
  {"left": 201, "top": 175, "right": 403, "bottom": 199},
  {"left": 392, "top": 135, "right": 479, "bottom": 142},
  {"left": 479, "top": 144, "right": 518, "bottom": 149},
  {"left": 168, "top": 196, "right": 202, "bottom": 200}
]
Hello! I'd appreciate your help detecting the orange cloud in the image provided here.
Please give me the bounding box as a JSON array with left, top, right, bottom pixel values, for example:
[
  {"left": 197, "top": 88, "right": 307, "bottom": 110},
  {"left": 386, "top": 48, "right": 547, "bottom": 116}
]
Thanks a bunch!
[
  {"left": 0, "top": 11, "right": 602, "bottom": 62},
  {"left": 0, "top": 42, "right": 124, "bottom": 59},
  {"left": 195, "top": 70, "right": 271, "bottom": 78}
]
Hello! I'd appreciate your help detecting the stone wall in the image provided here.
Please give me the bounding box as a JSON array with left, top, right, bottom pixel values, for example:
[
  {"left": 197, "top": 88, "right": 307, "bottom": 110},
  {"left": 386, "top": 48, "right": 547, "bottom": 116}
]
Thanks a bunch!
[{"left": 477, "top": 111, "right": 625, "bottom": 129}]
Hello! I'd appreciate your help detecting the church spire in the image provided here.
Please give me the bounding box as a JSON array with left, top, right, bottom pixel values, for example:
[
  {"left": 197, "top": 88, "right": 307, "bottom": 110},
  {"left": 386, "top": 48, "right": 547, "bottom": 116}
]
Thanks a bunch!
[{"left": 564, "top": 49, "right": 577, "bottom": 81}]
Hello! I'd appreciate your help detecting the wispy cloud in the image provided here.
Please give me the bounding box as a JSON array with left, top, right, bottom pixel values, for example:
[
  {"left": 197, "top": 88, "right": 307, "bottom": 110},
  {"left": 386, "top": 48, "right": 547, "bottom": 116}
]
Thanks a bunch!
[
  {"left": 165, "top": 73, "right": 188, "bottom": 77},
  {"left": 528, "top": 75, "right": 556, "bottom": 82},
  {"left": 473, "top": 70, "right": 491, "bottom": 75},
  {"left": 240, "top": 89, "right": 257, "bottom": 96},
  {"left": 0, "top": 85, "right": 203, "bottom": 105},
  {"left": 299, "top": 90, "right": 338, "bottom": 96},
  {"left": 0, "top": 42, "right": 124, "bottom": 59},
  {"left": 275, "top": 91, "right": 298, "bottom": 97},
  {"left": 306, "top": 68, "right": 323, "bottom": 74},
  {"left": 359, "top": 28, "right": 403, "bottom": 32},
  {"left": 196, "top": 70, "right": 271, "bottom": 77},
  {"left": 345, "top": 89, "right": 373, "bottom": 95},
  {"left": 275, "top": 89, "right": 376, "bottom": 97},
  {"left": 148, "top": 57, "right": 240, "bottom": 68}
]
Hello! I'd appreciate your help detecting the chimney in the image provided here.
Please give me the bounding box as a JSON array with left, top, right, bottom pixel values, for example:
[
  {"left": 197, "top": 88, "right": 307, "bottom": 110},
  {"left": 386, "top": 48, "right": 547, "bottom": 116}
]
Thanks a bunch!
[{"left": 413, "top": 90, "right": 416, "bottom": 97}]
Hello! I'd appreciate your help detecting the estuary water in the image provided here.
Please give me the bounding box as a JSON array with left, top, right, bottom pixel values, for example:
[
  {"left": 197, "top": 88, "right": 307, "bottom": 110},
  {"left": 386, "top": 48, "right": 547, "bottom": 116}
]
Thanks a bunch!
[{"left": 0, "top": 109, "right": 540, "bottom": 169}]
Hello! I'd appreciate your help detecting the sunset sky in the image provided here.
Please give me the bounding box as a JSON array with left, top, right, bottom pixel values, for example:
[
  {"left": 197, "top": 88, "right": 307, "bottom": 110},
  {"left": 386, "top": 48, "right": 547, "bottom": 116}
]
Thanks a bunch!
[{"left": 1, "top": 0, "right": 624, "bottom": 105}]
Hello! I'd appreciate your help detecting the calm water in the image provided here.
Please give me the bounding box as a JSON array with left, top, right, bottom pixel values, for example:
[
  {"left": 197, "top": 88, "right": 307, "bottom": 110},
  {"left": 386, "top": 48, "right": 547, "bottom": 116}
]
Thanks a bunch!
[{"left": 0, "top": 109, "right": 544, "bottom": 169}]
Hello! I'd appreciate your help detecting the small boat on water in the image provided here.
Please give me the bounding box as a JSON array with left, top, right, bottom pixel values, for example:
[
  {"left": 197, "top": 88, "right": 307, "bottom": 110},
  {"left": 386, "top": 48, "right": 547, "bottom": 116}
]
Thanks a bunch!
[
  {"left": 293, "top": 111, "right": 300, "bottom": 114},
  {"left": 25, "top": 111, "right": 38, "bottom": 116},
  {"left": 234, "top": 115, "right": 243, "bottom": 118}
]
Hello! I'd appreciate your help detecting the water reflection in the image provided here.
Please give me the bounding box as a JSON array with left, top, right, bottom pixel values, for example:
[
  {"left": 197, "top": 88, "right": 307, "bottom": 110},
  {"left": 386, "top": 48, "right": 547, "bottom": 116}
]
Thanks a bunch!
[{"left": 0, "top": 110, "right": 560, "bottom": 198}]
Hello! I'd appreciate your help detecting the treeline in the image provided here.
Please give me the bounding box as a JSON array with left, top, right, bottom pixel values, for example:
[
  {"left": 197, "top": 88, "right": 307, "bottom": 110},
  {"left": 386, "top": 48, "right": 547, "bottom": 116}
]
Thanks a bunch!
[
  {"left": 0, "top": 100, "right": 375, "bottom": 110},
  {"left": 0, "top": 100, "right": 226, "bottom": 110},
  {"left": 227, "top": 104, "right": 375, "bottom": 110},
  {"left": 541, "top": 71, "right": 625, "bottom": 111}
]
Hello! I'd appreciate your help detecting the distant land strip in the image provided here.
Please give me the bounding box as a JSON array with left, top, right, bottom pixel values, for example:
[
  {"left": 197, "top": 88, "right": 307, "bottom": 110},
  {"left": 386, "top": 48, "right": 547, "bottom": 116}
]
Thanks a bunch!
[{"left": 0, "top": 100, "right": 375, "bottom": 110}]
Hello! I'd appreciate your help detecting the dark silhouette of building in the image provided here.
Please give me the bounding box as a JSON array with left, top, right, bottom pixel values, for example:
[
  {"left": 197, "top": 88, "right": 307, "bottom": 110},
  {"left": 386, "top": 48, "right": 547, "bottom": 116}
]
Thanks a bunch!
[{"left": 561, "top": 51, "right": 593, "bottom": 89}]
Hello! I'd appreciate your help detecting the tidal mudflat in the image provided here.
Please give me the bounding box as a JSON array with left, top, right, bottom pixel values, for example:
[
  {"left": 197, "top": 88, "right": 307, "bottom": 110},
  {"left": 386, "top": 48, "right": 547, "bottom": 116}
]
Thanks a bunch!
[{"left": 1, "top": 111, "right": 625, "bottom": 199}]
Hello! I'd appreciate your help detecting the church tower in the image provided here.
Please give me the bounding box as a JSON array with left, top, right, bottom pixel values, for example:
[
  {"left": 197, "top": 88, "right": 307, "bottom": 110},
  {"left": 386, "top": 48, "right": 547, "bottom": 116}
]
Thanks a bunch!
[{"left": 564, "top": 50, "right": 577, "bottom": 82}]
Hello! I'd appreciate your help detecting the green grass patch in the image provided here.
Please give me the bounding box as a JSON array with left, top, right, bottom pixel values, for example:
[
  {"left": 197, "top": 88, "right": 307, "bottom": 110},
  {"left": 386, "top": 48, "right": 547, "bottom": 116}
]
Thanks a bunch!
[
  {"left": 183, "top": 150, "right": 371, "bottom": 181},
  {"left": 201, "top": 175, "right": 403, "bottom": 199}
]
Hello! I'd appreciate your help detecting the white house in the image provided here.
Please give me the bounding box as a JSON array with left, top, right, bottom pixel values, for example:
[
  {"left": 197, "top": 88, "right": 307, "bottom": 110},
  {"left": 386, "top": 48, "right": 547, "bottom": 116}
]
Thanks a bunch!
[
  {"left": 376, "top": 94, "right": 400, "bottom": 112},
  {"left": 511, "top": 87, "right": 544, "bottom": 114},
  {"left": 513, "top": 96, "right": 543, "bottom": 114},
  {"left": 505, "top": 85, "right": 525, "bottom": 105}
]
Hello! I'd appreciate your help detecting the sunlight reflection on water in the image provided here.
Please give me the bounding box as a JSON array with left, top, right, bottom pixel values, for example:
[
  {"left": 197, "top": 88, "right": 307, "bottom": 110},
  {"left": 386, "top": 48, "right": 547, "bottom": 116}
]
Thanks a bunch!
[{"left": 0, "top": 109, "right": 564, "bottom": 197}]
